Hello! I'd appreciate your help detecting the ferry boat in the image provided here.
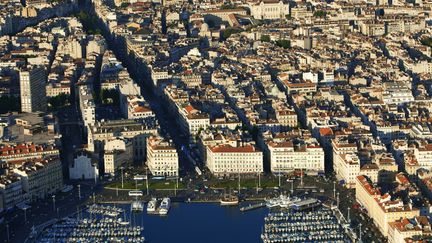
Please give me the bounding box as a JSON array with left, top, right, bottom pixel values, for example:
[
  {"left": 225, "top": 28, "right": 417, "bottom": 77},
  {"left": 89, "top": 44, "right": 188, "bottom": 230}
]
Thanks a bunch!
[
  {"left": 220, "top": 194, "right": 239, "bottom": 206},
  {"left": 159, "top": 197, "right": 171, "bottom": 215},
  {"left": 131, "top": 201, "right": 144, "bottom": 212},
  {"left": 147, "top": 198, "right": 158, "bottom": 213}
]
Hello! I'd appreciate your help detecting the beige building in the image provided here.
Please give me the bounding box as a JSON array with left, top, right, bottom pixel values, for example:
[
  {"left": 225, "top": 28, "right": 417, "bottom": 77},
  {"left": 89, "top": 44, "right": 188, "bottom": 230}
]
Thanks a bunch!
[
  {"left": 87, "top": 119, "right": 157, "bottom": 161},
  {"left": 332, "top": 137, "right": 359, "bottom": 188},
  {"left": 180, "top": 105, "right": 210, "bottom": 135},
  {"left": 206, "top": 144, "right": 263, "bottom": 175},
  {"left": 146, "top": 136, "right": 179, "bottom": 177},
  {"left": 248, "top": 0, "right": 289, "bottom": 20},
  {"left": 388, "top": 216, "right": 431, "bottom": 243},
  {"left": 0, "top": 175, "right": 23, "bottom": 211},
  {"left": 13, "top": 156, "right": 63, "bottom": 201},
  {"left": 103, "top": 138, "right": 133, "bottom": 175},
  {"left": 267, "top": 139, "right": 324, "bottom": 173},
  {"left": 356, "top": 176, "right": 420, "bottom": 237},
  {"left": 46, "top": 81, "right": 70, "bottom": 97},
  {"left": 0, "top": 143, "right": 59, "bottom": 163}
]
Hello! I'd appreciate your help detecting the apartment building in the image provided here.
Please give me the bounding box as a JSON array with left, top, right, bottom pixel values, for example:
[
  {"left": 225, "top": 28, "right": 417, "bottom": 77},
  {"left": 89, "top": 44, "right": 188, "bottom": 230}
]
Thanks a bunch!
[
  {"left": 356, "top": 176, "right": 420, "bottom": 237},
  {"left": 0, "top": 174, "right": 23, "bottom": 212},
  {"left": 206, "top": 143, "right": 263, "bottom": 175},
  {"left": 248, "top": 0, "right": 289, "bottom": 20},
  {"left": 87, "top": 119, "right": 157, "bottom": 161},
  {"left": 103, "top": 138, "right": 133, "bottom": 175},
  {"left": 13, "top": 156, "right": 63, "bottom": 201},
  {"left": 20, "top": 66, "right": 47, "bottom": 112},
  {"left": 146, "top": 136, "right": 179, "bottom": 177},
  {"left": 267, "top": 139, "right": 325, "bottom": 173}
]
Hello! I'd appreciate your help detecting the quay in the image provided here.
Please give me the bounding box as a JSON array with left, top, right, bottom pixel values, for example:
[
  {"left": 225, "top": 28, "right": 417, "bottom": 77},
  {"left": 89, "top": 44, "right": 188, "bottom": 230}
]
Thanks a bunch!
[{"left": 240, "top": 202, "right": 266, "bottom": 212}]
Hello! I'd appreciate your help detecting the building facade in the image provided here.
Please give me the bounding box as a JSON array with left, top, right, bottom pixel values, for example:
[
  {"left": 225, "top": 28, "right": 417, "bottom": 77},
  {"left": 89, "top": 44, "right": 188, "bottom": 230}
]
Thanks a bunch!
[
  {"left": 20, "top": 66, "right": 47, "bottom": 112},
  {"left": 146, "top": 136, "right": 179, "bottom": 177}
]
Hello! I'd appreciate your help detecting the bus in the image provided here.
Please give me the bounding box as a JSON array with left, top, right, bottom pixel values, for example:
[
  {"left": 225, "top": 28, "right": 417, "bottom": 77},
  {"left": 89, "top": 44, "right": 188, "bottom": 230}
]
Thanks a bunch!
[{"left": 128, "top": 190, "right": 143, "bottom": 197}]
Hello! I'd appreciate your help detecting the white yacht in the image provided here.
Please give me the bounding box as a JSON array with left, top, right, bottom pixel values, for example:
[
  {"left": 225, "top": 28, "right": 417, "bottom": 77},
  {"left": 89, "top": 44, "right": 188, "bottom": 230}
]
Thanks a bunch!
[
  {"left": 266, "top": 194, "right": 299, "bottom": 208},
  {"left": 131, "top": 201, "right": 144, "bottom": 212},
  {"left": 159, "top": 198, "right": 171, "bottom": 215},
  {"left": 147, "top": 198, "right": 157, "bottom": 213}
]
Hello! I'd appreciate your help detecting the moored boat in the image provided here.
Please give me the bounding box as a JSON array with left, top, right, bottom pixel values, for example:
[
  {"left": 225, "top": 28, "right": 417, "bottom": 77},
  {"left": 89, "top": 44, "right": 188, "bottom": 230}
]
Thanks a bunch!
[
  {"left": 220, "top": 194, "right": 239, "bottom": 206},
  {"left": 159, "top": 198, "right": 171, "bottom": 215},
  {"left": 147, "top": 198, "right": 158, "bottom": 214}
]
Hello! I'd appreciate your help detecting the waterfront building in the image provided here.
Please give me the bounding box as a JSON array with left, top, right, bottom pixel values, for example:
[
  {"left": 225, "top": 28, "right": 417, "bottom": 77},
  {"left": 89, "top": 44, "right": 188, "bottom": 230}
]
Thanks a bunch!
[
  {"left": 146, "top": 135, "right": 179, "bottom": 177},
  {"left": 356, "top": 175, "right": 420, "bottom": 237},
  {"left": 206, "top": 143, "right": 263, "bottom": 175}
]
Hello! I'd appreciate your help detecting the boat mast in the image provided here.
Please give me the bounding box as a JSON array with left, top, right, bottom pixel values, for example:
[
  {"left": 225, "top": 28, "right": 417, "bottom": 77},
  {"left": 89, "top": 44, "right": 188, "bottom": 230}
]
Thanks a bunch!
[{"left": 238, "top": 172, "right": 240, "bottom": 194}]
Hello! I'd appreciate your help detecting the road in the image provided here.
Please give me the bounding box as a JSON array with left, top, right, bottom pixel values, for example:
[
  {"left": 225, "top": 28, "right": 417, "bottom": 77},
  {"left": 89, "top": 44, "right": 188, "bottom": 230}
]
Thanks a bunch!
[{"left": 0, "top": 183, "right": 98, "bottom": 243}]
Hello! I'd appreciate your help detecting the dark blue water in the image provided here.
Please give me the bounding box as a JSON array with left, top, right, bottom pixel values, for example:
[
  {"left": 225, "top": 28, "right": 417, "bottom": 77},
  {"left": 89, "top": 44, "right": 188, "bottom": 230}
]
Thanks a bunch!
[{"left": 127, "top": 203, "right": 268, "bottom": 243}]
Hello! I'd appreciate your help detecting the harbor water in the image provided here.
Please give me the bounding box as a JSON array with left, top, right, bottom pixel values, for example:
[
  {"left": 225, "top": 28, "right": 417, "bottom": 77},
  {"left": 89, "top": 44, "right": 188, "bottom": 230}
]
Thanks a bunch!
[
  {"left": 36, "top": 200, "right": 353, "bottom": 243},
  {"left": 131, "top": 202, "right": 268, "bottom": 243}
]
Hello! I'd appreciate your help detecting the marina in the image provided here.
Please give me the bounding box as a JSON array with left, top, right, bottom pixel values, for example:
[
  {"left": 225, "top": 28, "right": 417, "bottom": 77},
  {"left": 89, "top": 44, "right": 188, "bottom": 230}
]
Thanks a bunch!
[
  {"left": 36, "top": 205, "right": 144, "bottom": 242},
  {"left": 261, "top": 206, "right": 352, "bottom": 243},
  {"left": 28, "top": 196, "right": 355, "bottom": 243},
  {"left": 87, "top": 204, "right": 124, "bottom": 217}
]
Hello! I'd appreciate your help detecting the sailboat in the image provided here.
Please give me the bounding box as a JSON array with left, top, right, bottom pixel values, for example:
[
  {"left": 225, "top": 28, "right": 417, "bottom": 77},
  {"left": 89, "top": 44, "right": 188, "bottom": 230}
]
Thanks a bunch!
[{"left": 220, "top": 189, "right": 239, "bottom": 206}]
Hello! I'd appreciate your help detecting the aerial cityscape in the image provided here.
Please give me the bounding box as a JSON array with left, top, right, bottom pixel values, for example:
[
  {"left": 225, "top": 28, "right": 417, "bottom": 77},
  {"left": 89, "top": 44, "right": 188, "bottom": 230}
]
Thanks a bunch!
[{"left": 0, "top": 0, "right": 431, "bottom": 242}]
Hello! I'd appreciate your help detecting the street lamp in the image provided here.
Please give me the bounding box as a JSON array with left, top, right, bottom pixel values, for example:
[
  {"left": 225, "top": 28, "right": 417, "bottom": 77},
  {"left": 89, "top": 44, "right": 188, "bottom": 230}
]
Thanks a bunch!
[
  {"left": 120, "top": 167, "right": 124, "bottom": 189},
  {"left": 24, "top": 208, "right": 27, "bottom": 224},
  {"left": 6, "top": 222, "right": 9, "bottom": 241},
  {"left": 145, "top": 168, "right": 149, "bottom": 196},
  {"left": 238, "top": 172, "right": 241, "bottom": 194},
  {"left": 359, "top": 223, "right": 362, "bottom": 242},
  {"left": 52, "top": 195, "right": 56, "bottom": 212},
  {"left": 347, "top": 207, "right": 350, "bottom": 224},
  {"left": 78, "top": 184, "right": 81, "bottom": 199},
  {"left": 336, "top": 192, "right": 340, "bottom": 208},
  {"left": 333, "top": 181, "right": 336, "bottom": 198},
  {"left": 278, "top": 165, "right": 281, "bottom": 188}
]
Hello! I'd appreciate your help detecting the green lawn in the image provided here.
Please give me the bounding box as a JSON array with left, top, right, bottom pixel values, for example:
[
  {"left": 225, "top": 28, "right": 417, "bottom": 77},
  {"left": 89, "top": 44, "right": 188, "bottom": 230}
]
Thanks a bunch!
[
  {"left": 209, "top": 177, "right": 279, "bottom": 189},
  {"left": 108, "top": 179, "right": 186, "bottom": 190}
]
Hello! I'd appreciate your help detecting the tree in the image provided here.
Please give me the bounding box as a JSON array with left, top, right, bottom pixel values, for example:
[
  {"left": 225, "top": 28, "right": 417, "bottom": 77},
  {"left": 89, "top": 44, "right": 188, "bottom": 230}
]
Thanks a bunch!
[
  {"left": 276, "top": 39, "right": 291, "bottom": 49},
  {"left": 420, "top": 37, "right": 432, "bottom": 47},
  {"left": 101, "top": 89, "right": 119, "bottom": 105},
  {"left": 207, "top": 20, "right": 216, "bottom": 28},
  {"left": 222, "top": 28, "right": 243, "bottom": 39},
  {"left": 220, "top": 4, "right": 235, "bottom": 9},
  {"left": 48, "top": 93, "right": 70, "bottom": 110},
  {"left": 0, "top": 96, "right": 20, "bottom": 114},
  {"left": 313, "top": 10, "right": 327, "bottom": 18},
  {"left": 250, "top": 125, "right": 260, "bottom": 140},
  {"left": 260, "top": 35, "right": 271, "bottom": 42},
  {"left": 285, "top": 14, "right": 292, "bottom": 20},
  {"left": 120, "top": 2, "right": 130, "bottom": 8}
]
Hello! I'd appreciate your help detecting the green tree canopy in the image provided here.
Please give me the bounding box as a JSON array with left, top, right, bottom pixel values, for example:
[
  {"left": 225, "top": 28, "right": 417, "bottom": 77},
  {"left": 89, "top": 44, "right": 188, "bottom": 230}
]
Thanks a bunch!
[
  {"left": 260, "top": 35, "right": 271, "bottom": 42},
  {"left": 313, "top": 10, "right": 327, "bottom": 18},
  {"left": 276, "top": 39, "right": 291, "bottom": 49},
  {"left": 222, "top": 28, "right": 243, "bottom": 39}
]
